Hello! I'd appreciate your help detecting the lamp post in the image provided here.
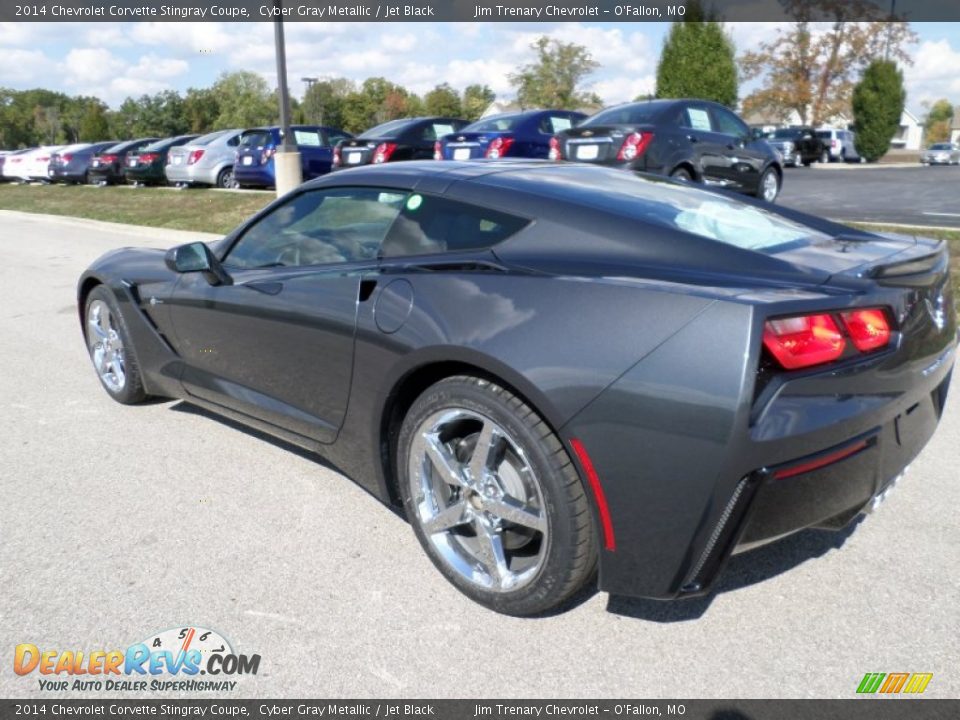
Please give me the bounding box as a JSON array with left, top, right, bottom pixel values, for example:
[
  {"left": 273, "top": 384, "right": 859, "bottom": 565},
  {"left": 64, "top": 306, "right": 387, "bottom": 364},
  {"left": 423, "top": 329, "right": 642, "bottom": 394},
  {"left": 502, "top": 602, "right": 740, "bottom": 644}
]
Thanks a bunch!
[
  {"left": 272, "top": 0, "right": 301, "bottom": 196},
  {"left": 302, "top": 76, "right": 319, "bottom": 124}
]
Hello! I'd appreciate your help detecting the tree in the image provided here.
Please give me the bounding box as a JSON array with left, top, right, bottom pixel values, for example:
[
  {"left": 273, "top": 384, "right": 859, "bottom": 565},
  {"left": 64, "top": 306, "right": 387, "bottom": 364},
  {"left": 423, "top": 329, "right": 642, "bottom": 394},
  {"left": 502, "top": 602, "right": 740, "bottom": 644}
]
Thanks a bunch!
[
  {"left": 183, "top": 87, "right": 220, "bottom": 133},
  {"left": 78, "top": 101, "right": 110, "bottom": 141},
  {"left": 852, "top": 59, "right": 905, "bottom": 162},
  {"left": 509, "top": 36, "right": 602, "bottom": 110},
  {"left": 923, "top": 98, "right": 954, "bottom": 144},
  {"left": 741, "top": 0, "right": 916, "bottom": 127},
  {"left": 423, "top": 83, "right": 462, "bottom": 117},
  {"left": 211, "top": 71, "right": 276, "bottom": 129},
  {"left": 655, "top": 4, "right": 738, "bottom": 107},
  {"left": 342, "top": 77, "right": 415, "bottom": 133},
  {"left": 462, "top": 84, "right": 495, "bottom": 121},
  {"left": 302, "top": 78, "right": 354, "bottom": 129}
]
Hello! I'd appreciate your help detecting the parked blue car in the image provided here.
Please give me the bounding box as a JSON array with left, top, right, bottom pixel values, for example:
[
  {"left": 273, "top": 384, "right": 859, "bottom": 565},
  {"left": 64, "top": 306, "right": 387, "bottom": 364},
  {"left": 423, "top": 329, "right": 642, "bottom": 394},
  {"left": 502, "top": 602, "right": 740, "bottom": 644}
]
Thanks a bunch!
[
  {"left": 48, "top": 141, "right": 119, "bottom": 184},
  {"left": 233, "top": 125, "right": 352, "bottom": 188},
  {"left": 434, "top": 110, "right": 587, "bottom": 161}
]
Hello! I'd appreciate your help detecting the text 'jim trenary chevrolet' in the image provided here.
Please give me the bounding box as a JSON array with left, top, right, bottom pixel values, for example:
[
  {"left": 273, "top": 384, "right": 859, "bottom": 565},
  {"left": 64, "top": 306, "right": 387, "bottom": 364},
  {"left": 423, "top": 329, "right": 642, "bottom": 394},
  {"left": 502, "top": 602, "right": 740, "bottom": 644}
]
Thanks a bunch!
[{"left": 79, "top": 161, "right": 956, "bottom": 615}]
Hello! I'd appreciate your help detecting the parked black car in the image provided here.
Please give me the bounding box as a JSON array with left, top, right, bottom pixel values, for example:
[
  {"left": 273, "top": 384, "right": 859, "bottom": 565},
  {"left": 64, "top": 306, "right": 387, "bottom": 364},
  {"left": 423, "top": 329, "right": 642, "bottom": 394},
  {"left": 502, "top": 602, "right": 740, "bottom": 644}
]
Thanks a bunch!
[
  {"left": 333, "top": 117, "right": 469, "bottom": 169},
  {"left": 77, "top": 161, "right": 955, "bottom": 615},
  {"left": 764, "top": 126, "right": 828, "bottom": 167},
  {"left": 551, "top": 99, "right": 783, "bottom": 202},
  {"left": 49, "top": 141, "right": 119, "bottom": 184},
  {"left": 89, "top": 138, "right": 159, "bottom": 185},
  {"left": 125, "top": 135, "right": 199, "bottom": 186}
]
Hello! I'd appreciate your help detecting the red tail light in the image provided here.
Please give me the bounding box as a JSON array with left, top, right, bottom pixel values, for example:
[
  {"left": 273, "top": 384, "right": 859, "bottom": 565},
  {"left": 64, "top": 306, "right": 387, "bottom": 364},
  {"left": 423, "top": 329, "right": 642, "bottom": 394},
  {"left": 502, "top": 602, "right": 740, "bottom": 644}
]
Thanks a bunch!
[
  {"left": 100, "top": 154, "right": 117, "bottom": 164},
  {"left": 372, "top": 142, "right": 397, "bottom": 164},
  {"left": 187, "top": 150, "right": 204, "bottom": 165},
  {"left": 62, "top": 154, "right": 73, "bottom": 163},
  {"left": 840, "top": 308, "right": 891, "bottom": 352},
  {"left": 831, "top": 139, "right": 839, "bottom": 148},
  {"left": 332, "top": 146, "right": 341, "bottom": 167},
  {"left": 763, "top": 313, "right": 846, "bottom": 370},
  {"left": 548, "top": 136, "right": 563, "bottom": 161},
  {"left": 37, "top": 156, "right": 49, "bottom": 163},
  {"left": 616, "top": 132, "right": 654, "bottom": 161},
  {"left": 261, "top": 147, "right": 275, "bottom": 164},
  {"left": 485, "top": 136, "right": 514, "bottom": 159},
  {"left": 139, "top": 153, "right": 158, "bottom": 163}
]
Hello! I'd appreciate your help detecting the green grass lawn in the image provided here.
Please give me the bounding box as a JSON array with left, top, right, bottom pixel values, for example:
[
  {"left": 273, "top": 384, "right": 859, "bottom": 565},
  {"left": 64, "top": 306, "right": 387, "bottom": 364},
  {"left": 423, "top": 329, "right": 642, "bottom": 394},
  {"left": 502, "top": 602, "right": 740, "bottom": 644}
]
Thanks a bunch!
[{"left": 0, "top": 183, "right": 273, "bottom": 235}]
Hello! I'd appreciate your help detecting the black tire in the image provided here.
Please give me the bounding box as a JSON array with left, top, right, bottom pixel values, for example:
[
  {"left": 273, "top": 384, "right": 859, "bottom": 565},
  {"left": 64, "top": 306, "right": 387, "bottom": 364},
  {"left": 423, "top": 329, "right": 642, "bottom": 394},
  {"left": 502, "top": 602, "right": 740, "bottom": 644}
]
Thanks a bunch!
[
  {"left": 819, "top": 149, "right": 830, "bottom": 164},
  {"left": 83, "top": 286, "right": 148, "bottom": 405},
  {"left": 669, "top": 166, "right": 693, "bottom": 182},
  {"left": 216, "top": 167, "right": 235, "bottom": 189},
  {"left": 398, "top": 375, "right": 598, "bottom": 616},
  {"left": 755, "top": 167, "right": 781, "bottom": 203}
]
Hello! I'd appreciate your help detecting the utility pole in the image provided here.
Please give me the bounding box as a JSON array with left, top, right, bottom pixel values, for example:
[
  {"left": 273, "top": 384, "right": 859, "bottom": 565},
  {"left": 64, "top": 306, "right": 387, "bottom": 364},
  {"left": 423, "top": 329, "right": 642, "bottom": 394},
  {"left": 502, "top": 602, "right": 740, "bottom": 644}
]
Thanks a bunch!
[
  {"left": 885, "top": 0, "right": 896, "bottom": 60},
  {"left": 302, "top": 76, "right": 320, "bottom": 124},
  {"left": 273, "top": 0, "right": 301, "bottom": 196}
]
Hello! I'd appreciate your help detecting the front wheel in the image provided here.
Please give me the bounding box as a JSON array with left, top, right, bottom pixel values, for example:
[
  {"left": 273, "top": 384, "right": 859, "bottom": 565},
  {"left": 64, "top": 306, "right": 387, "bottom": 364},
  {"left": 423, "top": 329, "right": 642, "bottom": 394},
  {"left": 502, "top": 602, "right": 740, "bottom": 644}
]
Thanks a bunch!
[
  {"left": 756, "top": 167, "right": 781, "bottom": 202},
  {"left": 398, "top": 376, "right": 598, "bottom": 616},
  {"left": 84, "top": 286, "right": 148, "bottom": 404}
]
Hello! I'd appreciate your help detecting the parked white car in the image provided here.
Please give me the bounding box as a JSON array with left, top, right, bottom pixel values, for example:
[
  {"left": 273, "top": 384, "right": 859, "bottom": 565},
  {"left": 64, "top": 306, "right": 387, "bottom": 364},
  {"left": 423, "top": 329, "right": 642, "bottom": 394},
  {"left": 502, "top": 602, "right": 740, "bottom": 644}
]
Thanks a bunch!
[
  {"left": 920, "top": 143, "right": 960, "bottom": 165},
  {"left": 2, "top": 148, "right": 35, "bottom": 181},
  {"left": 15, "top": 145, "right": 66, "bottom": 182}
]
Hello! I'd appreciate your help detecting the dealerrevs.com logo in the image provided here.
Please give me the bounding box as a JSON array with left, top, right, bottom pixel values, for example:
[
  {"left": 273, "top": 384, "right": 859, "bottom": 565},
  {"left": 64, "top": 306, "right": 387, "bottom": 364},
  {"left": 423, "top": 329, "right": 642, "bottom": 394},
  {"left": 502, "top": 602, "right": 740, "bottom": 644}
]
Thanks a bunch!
[{"left": 14, "top": 626, "right": 260, "bottom": 692}]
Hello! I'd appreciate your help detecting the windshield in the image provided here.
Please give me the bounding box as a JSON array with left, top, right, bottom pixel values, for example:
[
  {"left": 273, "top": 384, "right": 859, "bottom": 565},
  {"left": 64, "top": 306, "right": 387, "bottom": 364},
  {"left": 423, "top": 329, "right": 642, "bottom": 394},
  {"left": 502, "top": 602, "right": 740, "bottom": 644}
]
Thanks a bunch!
[
  {"left": 362, "top": 119, "right": 414, "bottom": 139},
  {"left": 583, "top": 103, "right": 666, "bottom": 127},
  {"left": 929, "top": 143, "right": 953, "bottom": 150},
  {"left": 463, "top": 115, "right": 525, "bottom": 133}
]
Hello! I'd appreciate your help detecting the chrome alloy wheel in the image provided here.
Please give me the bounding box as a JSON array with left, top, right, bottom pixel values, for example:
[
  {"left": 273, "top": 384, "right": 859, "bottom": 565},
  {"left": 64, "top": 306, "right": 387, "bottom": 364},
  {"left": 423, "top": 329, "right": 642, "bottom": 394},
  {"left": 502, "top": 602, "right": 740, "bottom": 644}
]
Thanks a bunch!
[
  {"left": 761, "top": 170, "right": 779, "bottom": 202},
  {"left": 408, "top": 408, "right": 549, "bottom": 592},
  {"left": 86, "top": 299, "right": 126, "bottom": 392}
]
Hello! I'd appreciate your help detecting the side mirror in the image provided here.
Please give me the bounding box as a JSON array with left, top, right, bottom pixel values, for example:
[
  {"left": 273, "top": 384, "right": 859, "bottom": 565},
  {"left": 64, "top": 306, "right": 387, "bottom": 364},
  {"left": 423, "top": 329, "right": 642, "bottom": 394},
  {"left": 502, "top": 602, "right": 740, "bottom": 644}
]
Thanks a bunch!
[{"left": 164, "top": 242, "right": 232, "bottom": 286}]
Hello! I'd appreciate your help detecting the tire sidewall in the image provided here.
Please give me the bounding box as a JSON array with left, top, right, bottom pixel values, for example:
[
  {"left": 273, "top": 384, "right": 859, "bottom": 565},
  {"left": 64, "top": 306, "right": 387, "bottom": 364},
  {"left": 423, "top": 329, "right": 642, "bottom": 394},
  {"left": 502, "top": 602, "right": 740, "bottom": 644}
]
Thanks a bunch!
[
  {"left": 397, "top": 377, "right": 590, "bottom": 615},
  {"left": 84, "top": 286, "right": 146, "bottom": 404}
]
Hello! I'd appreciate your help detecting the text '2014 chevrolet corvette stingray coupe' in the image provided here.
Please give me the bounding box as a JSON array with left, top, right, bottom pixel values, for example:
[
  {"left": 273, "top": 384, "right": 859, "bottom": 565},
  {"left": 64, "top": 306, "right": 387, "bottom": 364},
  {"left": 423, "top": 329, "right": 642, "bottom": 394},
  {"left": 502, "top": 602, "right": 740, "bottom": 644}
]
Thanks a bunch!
[{"left": 78, "top": 161, "right": 956, "bottom": 615}]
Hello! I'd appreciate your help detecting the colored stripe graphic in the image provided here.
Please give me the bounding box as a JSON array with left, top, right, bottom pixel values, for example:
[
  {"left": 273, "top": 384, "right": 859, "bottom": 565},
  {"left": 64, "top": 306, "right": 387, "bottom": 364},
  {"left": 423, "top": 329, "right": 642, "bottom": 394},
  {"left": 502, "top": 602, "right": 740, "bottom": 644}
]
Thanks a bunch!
[
  {"left": 857, "top": 673, "right": 885, "bottom": 693},
  {"left": 903, "top": 673, "right": 933, "bottom": 694},
  {"left": 880, "top": 672, "right": 910, "bottom": 693}
]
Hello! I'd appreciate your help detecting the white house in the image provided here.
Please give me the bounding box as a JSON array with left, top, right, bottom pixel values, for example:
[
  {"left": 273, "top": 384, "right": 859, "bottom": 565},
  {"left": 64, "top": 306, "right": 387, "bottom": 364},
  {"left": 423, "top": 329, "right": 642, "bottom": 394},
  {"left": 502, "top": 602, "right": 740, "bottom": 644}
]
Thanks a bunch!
[
  {"left": 890, "top": 108, "right": 923, "bottom": 150},
  {"left": 950, "top": 109, "right": 960, "bottom": 145}
]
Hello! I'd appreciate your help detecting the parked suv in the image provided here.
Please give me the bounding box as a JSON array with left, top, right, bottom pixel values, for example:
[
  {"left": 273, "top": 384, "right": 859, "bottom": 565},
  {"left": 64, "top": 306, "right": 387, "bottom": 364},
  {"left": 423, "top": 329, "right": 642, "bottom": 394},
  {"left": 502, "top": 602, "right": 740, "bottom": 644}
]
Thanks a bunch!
[
  {"left": 165, "top": 129, "right": 244, "bottom": 188},
  {"left": 816, "top": 128, "right": 860, "bottom": 163},
  {"left": 233, "top": 125, "right": 352, "bottom": 188},
  {"left": 764, "top": 126, "right": 827, "bottom": 167},
  {"left": 550, "top": 99, "right": 783, "bottom": 202}
]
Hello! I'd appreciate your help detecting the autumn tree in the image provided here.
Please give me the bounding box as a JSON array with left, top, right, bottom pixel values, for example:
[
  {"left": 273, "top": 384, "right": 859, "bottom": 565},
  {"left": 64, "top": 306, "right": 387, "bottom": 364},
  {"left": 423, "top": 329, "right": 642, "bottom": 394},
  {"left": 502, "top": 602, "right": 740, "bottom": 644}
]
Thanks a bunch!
[
  {"left": 302, "top": 78, "right": 355, "bottom": 129},
  {"left": 342, "top": 78, "right": 418, "bottom": 133},
  {"left": 852, "top": 59, "right": 905, "bottom": 162},
  {"left": 740, "top": 0, "right": 915, "bottom": 127},
  {"left": 656, "top": 4, "right": 738, "bottom": 107},
  {"left": 509, "top": 36, "right": 602, "bottom": 110},
  {"left": 211, "top": 71, "right": 276, "bottom": 129},
  {"left": 923, "top": 98, "right": 954, "bottom": 144}
]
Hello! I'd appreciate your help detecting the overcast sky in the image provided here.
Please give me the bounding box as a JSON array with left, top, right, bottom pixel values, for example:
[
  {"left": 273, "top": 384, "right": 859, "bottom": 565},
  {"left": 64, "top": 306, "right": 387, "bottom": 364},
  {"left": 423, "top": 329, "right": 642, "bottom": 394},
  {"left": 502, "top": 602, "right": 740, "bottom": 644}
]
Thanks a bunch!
[{"left": 2, "top": 21, "right": 958, "bottom": 117}]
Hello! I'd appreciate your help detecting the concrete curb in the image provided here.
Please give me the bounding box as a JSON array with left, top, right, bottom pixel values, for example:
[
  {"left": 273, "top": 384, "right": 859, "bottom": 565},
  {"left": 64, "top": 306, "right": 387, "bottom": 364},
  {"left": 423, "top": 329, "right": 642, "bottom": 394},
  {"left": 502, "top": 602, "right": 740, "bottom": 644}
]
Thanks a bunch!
[
  {"left": 0, "top": 209, "right": 221, "bottom": 243},
  {"left": 810, "top": 162, "right": 926, "bottom": 170}
]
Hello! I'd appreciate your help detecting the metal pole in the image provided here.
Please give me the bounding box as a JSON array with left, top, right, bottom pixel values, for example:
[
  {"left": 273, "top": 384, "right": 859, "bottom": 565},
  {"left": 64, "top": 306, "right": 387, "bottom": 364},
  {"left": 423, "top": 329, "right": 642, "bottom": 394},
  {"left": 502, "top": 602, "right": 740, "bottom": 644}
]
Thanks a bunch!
[
  {"left": 302, "top": 76, "right": 319, "bottom": 124},
  {"left": 272, "top": 0, "right": 302, "bottom": 195}
]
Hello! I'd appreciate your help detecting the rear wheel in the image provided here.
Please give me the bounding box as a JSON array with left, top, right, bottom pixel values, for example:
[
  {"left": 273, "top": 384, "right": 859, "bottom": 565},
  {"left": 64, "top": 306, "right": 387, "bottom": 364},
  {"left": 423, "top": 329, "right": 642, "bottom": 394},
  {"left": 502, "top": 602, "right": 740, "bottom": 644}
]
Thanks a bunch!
[
  {"left": 669, "top": 166, "right": 693, "bottom": 182},
  {"left": 819, "top": 148, "right": 830, "bottom": 164},
  {"left": 398, "top": 376, "right": 597, "bottom": 616},
  {"left": 84, "top": 286, "right": 148, "bottom": 405},
  {"left": 216, "top": 167, "right": 235, "bottom": 189}
]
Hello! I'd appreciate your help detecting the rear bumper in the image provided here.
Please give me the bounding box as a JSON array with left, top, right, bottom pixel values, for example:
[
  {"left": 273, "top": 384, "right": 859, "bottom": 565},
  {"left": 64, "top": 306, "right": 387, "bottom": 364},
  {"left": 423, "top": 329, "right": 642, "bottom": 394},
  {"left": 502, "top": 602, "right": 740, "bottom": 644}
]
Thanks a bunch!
[
  {"left": 234, "top": 166, "right": 274, "bottom": 186},
  {"left": 125, "top": 167, "right": 165, "bottom": 184},
  {"left": 49, "top": 167, "right": 86, "bottom": 182},
  {"left": 165, "top": 164, "right": 219, "bottom": 185}
]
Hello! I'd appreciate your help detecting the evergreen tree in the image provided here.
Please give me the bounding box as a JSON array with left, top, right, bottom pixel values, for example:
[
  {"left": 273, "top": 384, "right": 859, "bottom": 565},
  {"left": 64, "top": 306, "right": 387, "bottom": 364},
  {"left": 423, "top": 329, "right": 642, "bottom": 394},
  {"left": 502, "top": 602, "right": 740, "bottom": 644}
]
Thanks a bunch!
[
  {"left": 656, "top": 6, "right": 738, "bottom": 108},
  {"left": 852, "top": 59, "right": 906, "bottom": 162}
]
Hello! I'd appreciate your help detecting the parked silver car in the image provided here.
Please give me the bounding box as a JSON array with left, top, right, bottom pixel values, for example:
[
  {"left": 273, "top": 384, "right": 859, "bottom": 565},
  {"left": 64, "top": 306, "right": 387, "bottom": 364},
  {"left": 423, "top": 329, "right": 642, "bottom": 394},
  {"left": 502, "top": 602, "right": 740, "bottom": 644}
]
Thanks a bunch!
[
  {"left": 165, "top": 129, "right": 244, "bottom": 188},
  {"left": 920, "top": 143, "right": 960, "bottom": 165}
]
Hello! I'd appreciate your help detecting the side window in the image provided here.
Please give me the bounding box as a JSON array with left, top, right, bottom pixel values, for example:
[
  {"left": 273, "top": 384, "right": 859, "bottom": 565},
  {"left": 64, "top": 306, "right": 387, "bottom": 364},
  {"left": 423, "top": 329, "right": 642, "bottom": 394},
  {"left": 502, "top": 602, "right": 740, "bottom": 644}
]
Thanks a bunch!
[
  {"left": 712, "top": 107, "right": 749, "bottom": 138},
  {"left": 325, "top": 131, "right": 350, "bottom": 146},
  {"left": 226, "top": 134, "right": 239, "bottom": 147},
  {"left": 682, "top": 106, "right": 714, "bottom": 132},
  {"left": 539, "top": 115, "right": 575, "bottom": 134},
  {"left": 380, "top": 194, "right": 529, "bottom": 258},
  {"left": 293, "top": 130, "right": 322, "bottom": 147},
  {"left": 223, "top": 187, "right": 407, "bottom": 269}
]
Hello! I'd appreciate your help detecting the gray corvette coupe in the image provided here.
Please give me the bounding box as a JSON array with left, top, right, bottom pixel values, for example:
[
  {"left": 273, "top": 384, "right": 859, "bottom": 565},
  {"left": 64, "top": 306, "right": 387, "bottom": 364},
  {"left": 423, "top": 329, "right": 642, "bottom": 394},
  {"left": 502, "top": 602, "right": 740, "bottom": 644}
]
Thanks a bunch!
[{"left": 78, "top": 161, "right": 956, "bottom": 615}]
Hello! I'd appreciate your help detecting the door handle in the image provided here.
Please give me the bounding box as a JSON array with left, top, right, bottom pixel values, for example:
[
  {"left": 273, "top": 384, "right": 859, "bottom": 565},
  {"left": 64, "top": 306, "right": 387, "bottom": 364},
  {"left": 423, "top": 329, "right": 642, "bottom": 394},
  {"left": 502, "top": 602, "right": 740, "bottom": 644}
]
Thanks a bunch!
[{"left": 686, "top": 135, "right": 698, "bottom": 143}]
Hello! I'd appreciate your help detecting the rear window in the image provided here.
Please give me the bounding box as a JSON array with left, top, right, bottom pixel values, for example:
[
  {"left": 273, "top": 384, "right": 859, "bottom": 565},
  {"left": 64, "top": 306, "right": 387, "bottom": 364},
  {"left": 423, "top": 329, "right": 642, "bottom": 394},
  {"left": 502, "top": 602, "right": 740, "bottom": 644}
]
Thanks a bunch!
[
  {"left": 362, "top": 119, "right": 414, "bottom": 139},
  {"left": 140, "top": 139, "right": 172, "bottom": 152},
  {"left": 771, "top": 128, "right": 803, "bottom": 139},
  {"left": 240, "top": 131, "right": 274, "bottom": 148},
  {"left": 464, "top": 115, "right": 525, "bottom": 133},
  {"left": 379, "top": 194, "right": 529, "bottom": 258},
  {"left": 192, "top": 131, "right": 228, "bottom": 146},
  {"left": 930, "top": 143, "right": 953, "bottom": 150},
  {"left": 583, "top": 103, "right": 666, "bottom": 127}
]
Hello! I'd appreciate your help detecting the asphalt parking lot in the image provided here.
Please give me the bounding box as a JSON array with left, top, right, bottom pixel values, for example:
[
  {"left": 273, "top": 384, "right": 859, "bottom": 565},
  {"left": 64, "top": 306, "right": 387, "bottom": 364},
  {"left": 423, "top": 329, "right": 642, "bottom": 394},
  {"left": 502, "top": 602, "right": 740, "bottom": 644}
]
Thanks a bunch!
[
  {"left": 1, "top": 208, "right": 959, "bottom": 700},
  {"left": 779, "top": 164, "right": 960, "bottom": 228}
]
